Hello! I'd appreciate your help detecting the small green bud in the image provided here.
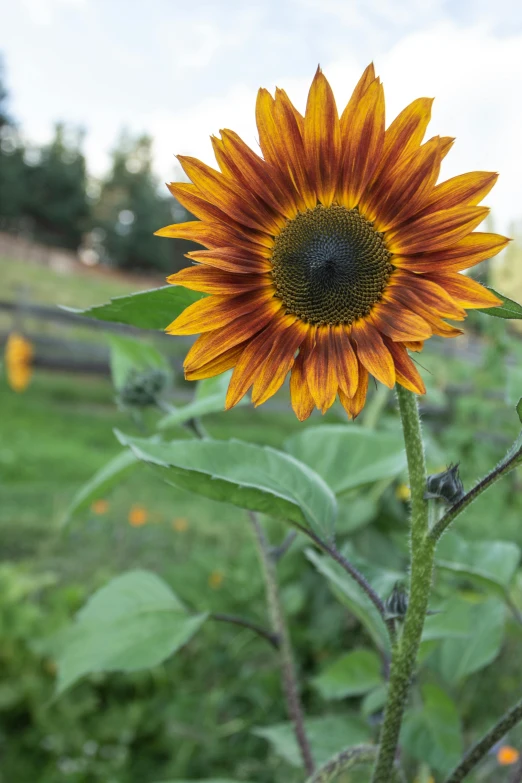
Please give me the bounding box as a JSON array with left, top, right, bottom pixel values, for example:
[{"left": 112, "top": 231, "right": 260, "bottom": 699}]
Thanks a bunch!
[
  {"left": 118, "top": 368, "right": 168, "bottom": 408},
  {"left": 385, "top": 582, "right": 408, "bottom": 620},
  {"left": 425, "top": 463, "right": 465, "bottom": 505}
]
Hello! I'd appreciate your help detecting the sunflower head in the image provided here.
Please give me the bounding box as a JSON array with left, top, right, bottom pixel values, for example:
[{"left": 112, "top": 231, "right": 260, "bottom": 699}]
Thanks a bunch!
[{"left": 156, "top": 64, "right": 508, "bottom": 421}]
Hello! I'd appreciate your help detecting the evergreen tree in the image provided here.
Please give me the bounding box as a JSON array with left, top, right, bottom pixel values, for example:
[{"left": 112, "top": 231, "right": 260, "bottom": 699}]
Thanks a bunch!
[
  {"left": 0, "top": 57, "right": 27, "bottom": 230},
  {"left": 23, "top": 123, "right": 90, "bottom": 249},
  {"left": 93, "top": 132, "right": 192, "bottom": 273}
]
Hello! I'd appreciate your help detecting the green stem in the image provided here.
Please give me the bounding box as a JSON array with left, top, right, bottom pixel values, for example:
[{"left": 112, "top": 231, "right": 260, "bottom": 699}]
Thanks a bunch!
[
  {"left": 249, "top": 512, "right": 315, "bottom": 776},
  {"left": 443, "top": 696, "right": 522, "bottom": 783},
  {"left": 430, "top": 440, "right": 522, "bottom": 541},
  {"left": 305, "top": 744, "right": 377, "bottom": 783},
  {"left": 371, "top": 386, "right": 434, "bottom": 783}
]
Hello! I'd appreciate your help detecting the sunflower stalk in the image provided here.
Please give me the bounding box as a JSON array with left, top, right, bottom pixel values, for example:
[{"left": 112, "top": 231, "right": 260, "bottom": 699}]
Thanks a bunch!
[
  {"left": 372, "top": 386, "right": 434, "bottom": 783},
  {"left": 249, "top": 512, "right": 315, "bottom": 776},
  {"left": 442, "top": 695, "right": 522, "bottom": 783}
]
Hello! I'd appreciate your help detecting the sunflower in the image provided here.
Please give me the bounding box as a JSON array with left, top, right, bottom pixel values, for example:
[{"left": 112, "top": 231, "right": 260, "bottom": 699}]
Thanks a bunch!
[{"left": 157, "top": 64, "right": 508, "bottom": 420}]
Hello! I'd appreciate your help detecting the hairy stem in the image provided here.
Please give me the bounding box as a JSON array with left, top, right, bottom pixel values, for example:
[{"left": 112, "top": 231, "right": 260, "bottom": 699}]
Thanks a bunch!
[
  {"left": 209, "top": 612, "right": 280, "bottom": 648},
  {"left": 372, "top": 386, "right": 434, "bottom": 783},
  {"left": 430, "top": 438, "right": 522, "bottom": 541},
  {"left": 443, "top": 696, "right": 522, "bottom": 783},
  {"left": 305, "top": 744, "right": 377, "bottom": 783},
  {"left": 249, "top": 512, "right": 315, "bottom": 775}
]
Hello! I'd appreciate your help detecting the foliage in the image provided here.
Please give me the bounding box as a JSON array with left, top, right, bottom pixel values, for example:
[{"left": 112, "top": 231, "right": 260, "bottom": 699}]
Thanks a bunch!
[{"left": 3, "top": 267, "right": 522, "bottom": 782}]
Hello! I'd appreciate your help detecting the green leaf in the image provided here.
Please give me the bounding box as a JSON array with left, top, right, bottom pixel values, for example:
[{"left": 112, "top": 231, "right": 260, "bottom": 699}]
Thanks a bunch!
[
  {"left": 54, "top": 570, "right": 207, "bottom": 695},
  {"left": 478, "top": 288, "right": 522, "bottom": 319},
  {"left": 116, "top": 432, "right": 337, "bottom": 540},
  {"left": 422, "top": 599, "right": 477, "bottom": 643},
  {"left": 152, "top": 779, "right": 240, "bottom": 783},
  {"left": 361, "top": 684, "right": 388, "bottom": 718},
  {"left": 253, "top": 714, "right": 372, "bottom": 769},
  {"left": 306, "top": 545, "right": 403, "bottom": 652},
  {"left": 285, "top": 425, "right": 406, "bottom": 495},
  {"left": 64, "top": 286, "right": 204, "bottom": 330},
  {"left": 433, "top": 598, "right": 505, "bottom": 686},
  {"left": 61, "top": 450, "right": 139, "bottom": 526},
  {"left": 158, "top": 371, "right": 247, "bottom": 429},
  {"left": 401, "top": 684, "right": 462, "bottom": 775},
  {"left": 517, "top": 399, "right": 522, "bottom": 424},
  {"left": 436, "top": 532, "right": 520, "bottom": 595},
  {"left": 312, "top": 649, "right": 383, "bottom": 700},
  {"left": 108, "top": 334, "right": 171, "bottom": 390}
]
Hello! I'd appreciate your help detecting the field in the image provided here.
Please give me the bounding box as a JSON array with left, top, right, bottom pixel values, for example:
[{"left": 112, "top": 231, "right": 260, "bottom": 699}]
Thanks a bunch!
[{"left": 2, "top": 255, "right": 522, "bottom": 783}]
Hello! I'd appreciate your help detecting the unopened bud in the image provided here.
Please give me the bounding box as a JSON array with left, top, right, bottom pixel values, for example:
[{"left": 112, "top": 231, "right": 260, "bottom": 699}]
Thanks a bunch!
[
  {"left": 118, "top": 368, "right": 168, "bottom": 408},
  {"left": 425, "top": 463, "right": 465, "bottom": 505},
  {"left": 385, "top": 582, "right": 408, "bottom": 620}
]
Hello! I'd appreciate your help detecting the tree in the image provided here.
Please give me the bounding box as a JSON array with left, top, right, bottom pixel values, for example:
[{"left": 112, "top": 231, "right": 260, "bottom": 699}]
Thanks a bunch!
[
  {"left": 92, "top": 132, "right": 193, "bottom": 274},
  {"left": 0, "top": 56, "right": 27, "bottom": 229},
  {"left": 23, "top": 123, "right": 90, "bottom": 249}
]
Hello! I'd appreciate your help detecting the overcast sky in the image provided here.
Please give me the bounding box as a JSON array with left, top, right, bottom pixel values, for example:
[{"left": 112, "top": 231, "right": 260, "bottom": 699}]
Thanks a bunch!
[{"left": 2, "top": 0, "right": 522, "bottom": 231}]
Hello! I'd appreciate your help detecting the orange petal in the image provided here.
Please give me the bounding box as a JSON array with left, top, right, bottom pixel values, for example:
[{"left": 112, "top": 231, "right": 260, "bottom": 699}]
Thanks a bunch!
[
  {"left": 304, "top": 67, "right": 341, "bottom": 207},
  {"left": 393, "top": 232, "right": 510, "bottom": 273},
  {"left": 417, "top": 171, "right": 498, "bottom": 215},
  {"left": 438, "top": 136, "right": 455, "bottom": 158},
  {"left": 370, "top": 300, "right": 432, "bottom": 341},
  {"left": 426, "top": 273, "right": 502, "bottom": 309},
  {"left": 186, "top": 246, "right": 271, "bottom": 274},
  {"left": 167, "top": 182, "right": 239, "bottom": 227},
  {"left": 252, "top": 320, "right": 309, "bottom": 406},
  {"left": 155, "top": 220, "right": 272, "bottom": 251},
  {"left": 290, "top": 334, "right": 316, "bottom": 421},
  {"left": 392, "top": 271, "right": 467, "bottom": 320},
  {"left": 338, "top": 78, "right": 385, "bottom": 208},
  {"left": 177, "top": 155, "right": 281, "bottom": 235},
  {"left": 375, "top": 97, "right": 433, "bottom": 177},
  {"left": 304, "top": 326, "right": 338, "bottom": 413},
  {"left": 339, "top": 63, "right": 376, "bottom": 138},
  {"left": 184, "top": 298, "right": 283, "bottom": 370},
  {"left": 167, "top": 266, "right": 272, "bottom": 295},
  {"left": 383, "top": 338, "right": 426, "bottom": 394},
  {"left": 386, "top": 206, "right": 489, "bottom": 255},
  {"left": 215, "top": 129, "right": 299, "bottom": 220},
  {"left": 329, "top": 325, "right": 358, "bottom": 397},
  {"left": 389, "top": 287, "right": 464, "bottom": 338},
  {"left": 185, "top": 342, "right": 246, "bottom": 380},
  {"left": 403, "top": 340, "right": 424, "bottom": 352},
  {"left": 365, "top": 136, "right": 443, "bottom": 230},
  {"left": 225, "top": 316, "right": 291, "bottom": 409},
  {"left": 339, "top": 364, "right": 369, "bottom": 419},
  {"left": 167, "top": 289, "right": 274, "bottom": 335},
  {"left": 351, "top": 320, "right": 395, "bottom": 388},
  {"left": 256, "top": 87, "right": 315, "bottom": 212}
]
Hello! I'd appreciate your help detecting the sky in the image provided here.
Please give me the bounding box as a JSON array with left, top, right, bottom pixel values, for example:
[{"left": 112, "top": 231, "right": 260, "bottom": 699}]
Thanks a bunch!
[{"left": 2, "top": 0, "right": 522, "bottom": 231}]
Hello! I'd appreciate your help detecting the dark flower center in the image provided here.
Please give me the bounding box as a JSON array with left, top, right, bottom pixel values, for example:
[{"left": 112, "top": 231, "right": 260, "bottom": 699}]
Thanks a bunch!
[{"left": 270, "top": 204, "right": 394, "bottom": 325}]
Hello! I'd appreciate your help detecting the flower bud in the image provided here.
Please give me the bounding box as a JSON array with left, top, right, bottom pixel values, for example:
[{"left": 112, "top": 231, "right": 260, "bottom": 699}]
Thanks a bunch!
[
  {"left": 425, "top": 463, "right": 465, "bottom": 505},
  {"left": 385, "top": 582, "right": 408, "bottom": 620},
  {"left": 118, "top": 368, "right": 168, "bottom": 408}
]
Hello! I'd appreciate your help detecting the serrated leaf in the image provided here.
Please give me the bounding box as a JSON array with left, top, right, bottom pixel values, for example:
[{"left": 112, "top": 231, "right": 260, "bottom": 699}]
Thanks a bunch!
[
  {"left": 433, "top": 598, "right": 505, "bottom": 685},
  {"left": 253, "top": 714, "right": 372, "bottom": 769},
  {"left": 285, "top": 426, "right": 406, "bottom": 495},
  {"left": 108, "top": 334, "right": 171, "bottom": 390},
  {"left": 116, "top": 432, "right": 337, "bottom": 540},
  {"left": 306, "top": 545, "right": 403, "bottom": 653},
  {"left": 53, "top": 571, "right": 206, "bottom": 695},
  {"left": 64, "top": 286, "right": 204, "bottom": 330},
  {"left": 401, "top": 684, "right": 462, "bottom": 775},
  {"left": 158, "top": 371, "right": 247, "bottom": 429},
  {"left": 478, "top": 288, "right": 522, "bottom": 319},
  {"left": 312, "top": 649, "right": 383, "bottom": 700},
  {"left": 61, "top": 450, "right": 139, "bottom": 526},
  {"left": 436, "top": 532, "right": 520, "bottom": 595}
]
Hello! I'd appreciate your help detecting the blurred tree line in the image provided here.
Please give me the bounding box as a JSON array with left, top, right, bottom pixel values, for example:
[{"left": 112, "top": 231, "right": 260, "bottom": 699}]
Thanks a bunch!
[{"left": 0, "top": 57, "right": 193, "bottom": 274}]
